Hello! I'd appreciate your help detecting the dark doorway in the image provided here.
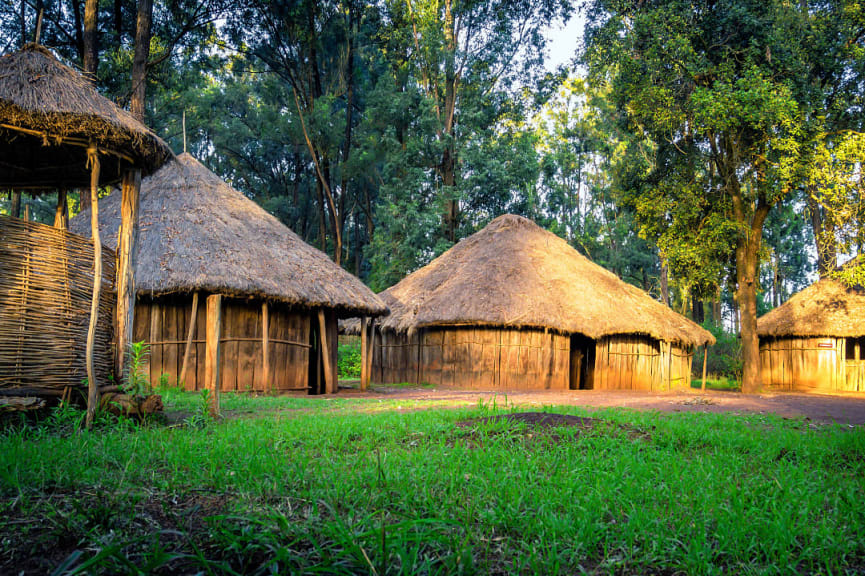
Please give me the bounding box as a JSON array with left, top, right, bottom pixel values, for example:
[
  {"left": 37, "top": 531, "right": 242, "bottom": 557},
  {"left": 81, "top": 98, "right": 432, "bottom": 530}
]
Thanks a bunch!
[{"left": 569, "top": 334, "right": 595, "bottom": 390}]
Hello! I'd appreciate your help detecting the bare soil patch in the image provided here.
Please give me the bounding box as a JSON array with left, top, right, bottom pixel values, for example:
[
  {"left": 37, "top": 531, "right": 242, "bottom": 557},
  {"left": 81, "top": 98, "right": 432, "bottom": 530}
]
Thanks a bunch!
[{"left": 353, "top": 385, "right": 865, "bottom": 425}]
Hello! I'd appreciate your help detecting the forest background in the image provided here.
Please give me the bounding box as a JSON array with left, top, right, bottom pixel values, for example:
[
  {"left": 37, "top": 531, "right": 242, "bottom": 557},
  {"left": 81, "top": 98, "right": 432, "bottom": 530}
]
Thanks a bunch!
[{"left": 1, "top": 0, "right": 863, "bottom": 390}]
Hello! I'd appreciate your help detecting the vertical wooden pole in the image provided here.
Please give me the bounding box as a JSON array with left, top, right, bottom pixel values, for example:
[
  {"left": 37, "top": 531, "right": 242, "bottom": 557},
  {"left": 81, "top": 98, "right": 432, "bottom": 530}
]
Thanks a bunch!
[
  {"left": 701, "top": 344, "right": 708, "bottom": 392},
  {"left": 360, "top": 316, "right": 369, "bottom": 391},
  {"left": 318, "top": 310, "right": 335, "bottom": 394},
  {"left": 23, "top": 203, "right": 29, "bottom": 221},
  {"left": 261, "top": 301, "right": 270, "bottom": 391},
  {"left": 179, "top": 291, "right": 199, "bottom": 388},
  {"left": 84, "top": 146, "right": 101, "bottom": 429},
  {"left": 205, "top": 294, "right": 222, "bottom": 417},
  {"left": 10, "top": 191, "right": 21, "bottom": 219},
  {"left": 115, "top": 169, "right": 141, "bottom": 383},
  {"left": 54, "top": 188, "right": 69, "bottom": 229}
]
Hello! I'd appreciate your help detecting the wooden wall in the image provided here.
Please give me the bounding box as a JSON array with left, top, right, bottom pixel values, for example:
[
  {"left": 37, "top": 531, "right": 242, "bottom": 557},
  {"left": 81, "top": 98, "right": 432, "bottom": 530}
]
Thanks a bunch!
[
  {"left": 591, "top": 335, "right": 693, "bottom": 391},
  {"left": 759, "top": 336, "right": 865, "bottom": 393},
  {"left": 375, "top": 327, "right": 570, "bottom": 390},
  {"left": 134, "top": 294, "right": 314, "bottom": 393}
]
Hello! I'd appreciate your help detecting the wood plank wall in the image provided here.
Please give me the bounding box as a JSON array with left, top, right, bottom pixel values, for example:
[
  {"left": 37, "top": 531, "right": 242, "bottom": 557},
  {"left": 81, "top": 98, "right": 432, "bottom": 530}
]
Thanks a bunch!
[
  {"left": 758, "top": 336, "right": 865, "bottom": 393},
  {"left": 592, "top": 335, "right": 693, "bottom": 391},
  {"left": 375, "top": 327, "right": 570, "bottom": 390},
  {"left": 134, "top": 295, "right": 311, "bottom": 392}
]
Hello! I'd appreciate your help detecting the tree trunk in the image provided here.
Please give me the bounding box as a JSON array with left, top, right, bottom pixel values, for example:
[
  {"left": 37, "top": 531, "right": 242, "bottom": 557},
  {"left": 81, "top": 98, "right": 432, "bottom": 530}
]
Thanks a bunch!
[
  {"left": 114, "top": 0, "right": 123, "bottom": 38},
  {"left": 692, "top": 296, "right": 704, "bottom": 324},
  {"left": 10, "top": 191, "right": 21, "bottom": 219},
  {"left": 72, "top": 0, "right": 84, "bottom": 60},
  {"left": 807, "top": 191, "right": 836, "bottom": 277},
  {"left": 83, "top": 0, "right": 99, "bottom": 81},
  {"left": 130, "top": 0, "right": 153, "bottom": 122},
  {"left": 659, "top": 257, "right": 670, "bottom": 306},
  {"left": 441, "top": 0, "right": 459, "bottom": 242}
]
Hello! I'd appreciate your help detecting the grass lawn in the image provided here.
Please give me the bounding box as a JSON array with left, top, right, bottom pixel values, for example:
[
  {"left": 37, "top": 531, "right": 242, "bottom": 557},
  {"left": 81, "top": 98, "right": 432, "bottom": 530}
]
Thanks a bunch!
[{"left": 1, "top": 390, "right": 864, "bottom": 575}]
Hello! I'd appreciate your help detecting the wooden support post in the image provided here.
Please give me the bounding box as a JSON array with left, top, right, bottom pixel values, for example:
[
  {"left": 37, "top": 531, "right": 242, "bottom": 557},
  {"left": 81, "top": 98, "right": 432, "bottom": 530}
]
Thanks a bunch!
[
  {"left": 179, "top": 291, "right": 199, "bottom": 388},
  {"left": 318, "top": 310, "right": 335, "bottom": 394},
  {"left": 10, "top": 190, "right": 20, "bottom": 219},
  {"left": 85, "top": 146, "right": 101, "bottom": 429},
  {"left": 23, "top": 203, "right": 29, "bottom": 221},
  {"left": 261, "top": 301, "right": 270, "bottom": 391},
  {"left": 360, "top": 316, "right": 369, "bottom": 391},
  {"left": 205, "top": 295, "right": 223, "bottom": 418},
  {"left": 54, "top": 188, "right": 69, "bottom": 229},
  {"left": 115, "top": 169, "right": 141, "bottom": 383},
  {"left": 701, "top": 344, "right": 708, "bottom": 392}
]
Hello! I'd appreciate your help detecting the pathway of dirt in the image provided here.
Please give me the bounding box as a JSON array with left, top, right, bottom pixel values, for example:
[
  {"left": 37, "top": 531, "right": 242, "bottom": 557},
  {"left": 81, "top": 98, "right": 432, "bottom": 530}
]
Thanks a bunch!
[{"left": 336, "top": 385, "right": 865, "bottom": 425}]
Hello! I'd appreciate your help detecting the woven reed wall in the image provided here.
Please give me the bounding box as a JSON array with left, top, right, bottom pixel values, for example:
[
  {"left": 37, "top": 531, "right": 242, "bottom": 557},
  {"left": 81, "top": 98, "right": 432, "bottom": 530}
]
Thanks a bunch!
[{"left": 0, "top": 215, "right": 116, "bottom": 391}]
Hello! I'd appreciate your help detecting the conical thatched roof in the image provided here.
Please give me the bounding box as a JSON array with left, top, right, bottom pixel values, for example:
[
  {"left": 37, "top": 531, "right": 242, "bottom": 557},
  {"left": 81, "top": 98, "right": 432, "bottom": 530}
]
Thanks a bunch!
[
  {"left": 757, "top": 278, "right": 865, "bottom": 338},
  {"left": 368, "top": 214, "right": 713, "bottom": 346},
  {"left": 0, "top": 44, "right": 172, "bottom": 188},
  {"left": 70, "top": 153, "right": 387, "bottom": 318}
]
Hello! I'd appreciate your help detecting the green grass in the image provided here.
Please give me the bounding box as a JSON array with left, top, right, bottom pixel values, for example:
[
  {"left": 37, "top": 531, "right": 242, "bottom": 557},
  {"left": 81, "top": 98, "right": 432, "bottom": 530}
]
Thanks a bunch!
[
  {"left": 1, "top": 393, "right": 863, "bottom": 575},
  {"left": 690, "top": 377, "right": 741, "bottom": 391}
]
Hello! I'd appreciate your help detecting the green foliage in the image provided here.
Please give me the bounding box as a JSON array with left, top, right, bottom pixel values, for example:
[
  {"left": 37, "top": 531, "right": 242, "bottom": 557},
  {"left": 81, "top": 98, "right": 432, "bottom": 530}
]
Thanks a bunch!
[
  {"left": 123, "top": 342, "right": 152, "bottom": 396},
  {"left": 337, "top": 340, "right": 363, "bottom": 379},
  {"left": 184, "top": 389, "right": 214, "bottom": 430},
  {"left": 693, "top": 323, "right": 743, "bottom": 381}
]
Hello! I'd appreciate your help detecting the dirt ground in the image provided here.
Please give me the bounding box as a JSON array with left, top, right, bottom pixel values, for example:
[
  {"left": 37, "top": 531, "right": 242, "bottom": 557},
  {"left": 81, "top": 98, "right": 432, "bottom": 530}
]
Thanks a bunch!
[{"left": 339, "top": 384, "right": 865, "bottom": 425}]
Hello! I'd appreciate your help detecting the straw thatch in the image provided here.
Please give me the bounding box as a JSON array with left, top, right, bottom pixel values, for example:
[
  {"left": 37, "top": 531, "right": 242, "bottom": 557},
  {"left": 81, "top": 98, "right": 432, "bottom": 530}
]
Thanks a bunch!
[
  {"left": 0, "top": 215, "right": 115, "bottom": 392},
  {"left": 365, "top": 214, "right": 713, "bottom": 346},
  {"left": 757, "top": 278, "right": 865, "bottom": 338},
  {"left": 0, "top": 44, "right": 172, "bottom": 188},
  {"left": 71, "top": 153, "right": 387, "bottom": 318}
]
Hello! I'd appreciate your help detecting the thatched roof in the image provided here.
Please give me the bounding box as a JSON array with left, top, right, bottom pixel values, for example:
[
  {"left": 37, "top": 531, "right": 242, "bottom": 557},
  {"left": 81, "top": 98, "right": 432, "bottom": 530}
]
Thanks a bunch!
[
  {"left": 0, "top": 44, "right": 172, "bottom": 189},
  {"left": 757, "top": 277, "right": 865, "bottom": 338},
  {"left": 357, "top": 214, "right": 713, "bottom": 346},
  {"left": 70, "top": 154, "right": 387, "bottom": 318}
]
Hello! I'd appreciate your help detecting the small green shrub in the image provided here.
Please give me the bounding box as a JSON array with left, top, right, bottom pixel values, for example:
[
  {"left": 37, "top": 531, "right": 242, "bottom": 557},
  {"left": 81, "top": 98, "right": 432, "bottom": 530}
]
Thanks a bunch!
[
  {"left": 338, "top": 341, "right": 362, "bottom": 378},
  {"left": 185, "top": 389, "right": 214, "bottom": 429},
  {"left": 124, "top": 341, "right": 152, "bottom": 396}
]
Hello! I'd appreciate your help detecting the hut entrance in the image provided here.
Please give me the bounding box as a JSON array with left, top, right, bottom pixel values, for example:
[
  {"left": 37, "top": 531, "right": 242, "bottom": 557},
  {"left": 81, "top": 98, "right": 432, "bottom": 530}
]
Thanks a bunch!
[
  {"left": 845, "top": 337, "right": 865, "bottom": 391},
  {"left": 569, "top": 335, "right": 595, "bottom": 390}
]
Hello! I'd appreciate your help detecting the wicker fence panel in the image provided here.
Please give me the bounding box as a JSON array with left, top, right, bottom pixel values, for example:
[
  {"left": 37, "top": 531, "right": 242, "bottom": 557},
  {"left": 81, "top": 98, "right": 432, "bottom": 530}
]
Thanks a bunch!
[{"left": 0, "top": 215, "right": 116, "bottom": 391}]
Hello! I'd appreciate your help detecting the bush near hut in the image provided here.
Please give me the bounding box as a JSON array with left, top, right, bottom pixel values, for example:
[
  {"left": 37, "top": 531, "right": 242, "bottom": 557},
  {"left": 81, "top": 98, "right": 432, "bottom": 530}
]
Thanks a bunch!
[
  {"left": 338, "top": 339, "right": 362, "bottom": 379},
  {"left": 693, "top": 322, "right": 743, "bottom": 384}
]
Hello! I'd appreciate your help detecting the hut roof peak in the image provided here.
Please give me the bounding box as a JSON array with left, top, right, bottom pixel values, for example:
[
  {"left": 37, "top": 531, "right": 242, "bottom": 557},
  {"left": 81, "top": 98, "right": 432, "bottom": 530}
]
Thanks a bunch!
[
  {"left": 70, "top": 154, "right": 387, "bottom": 317},
  {"left": 757, "top": 277, "right": 865, "bottom": 338}
]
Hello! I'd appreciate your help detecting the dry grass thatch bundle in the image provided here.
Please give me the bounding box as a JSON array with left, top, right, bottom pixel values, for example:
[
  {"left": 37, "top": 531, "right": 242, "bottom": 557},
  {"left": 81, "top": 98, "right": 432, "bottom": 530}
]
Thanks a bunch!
[
  {"left": 71, "top": 154, "right": 387, "bottom": 318},
  {"left": 365, "top": 214, "right": 713, "bottom": 346},
  {"left": 757, "top": 278, "right": 865, "bottom": 338},
  {"left": 0, "top": 44, "right": 172, "bottom": 188}
]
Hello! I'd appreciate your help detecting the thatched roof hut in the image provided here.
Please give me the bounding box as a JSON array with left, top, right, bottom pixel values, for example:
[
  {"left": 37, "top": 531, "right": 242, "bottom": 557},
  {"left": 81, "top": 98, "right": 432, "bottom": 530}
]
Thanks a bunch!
[
  {"left": 757, "top": 277, "right": 865, "bottom": 393},
  {"left": 0, "top": 44, "right": 171, "bottom": 188},
  {"left": 356, "top": 214, "right": 712, "bottom": 391},
  {"left": 72, "top": 154, "right": 386, "bottom": 394},
  {"left": 377, "top": 215, "right": 712, "bottom": 344}
]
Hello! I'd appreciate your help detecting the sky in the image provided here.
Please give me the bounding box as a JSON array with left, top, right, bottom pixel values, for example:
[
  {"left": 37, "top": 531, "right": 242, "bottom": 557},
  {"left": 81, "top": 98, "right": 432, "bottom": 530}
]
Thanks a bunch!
[{"left": 544, "top": 12, "right": 586, "bottom": 71}]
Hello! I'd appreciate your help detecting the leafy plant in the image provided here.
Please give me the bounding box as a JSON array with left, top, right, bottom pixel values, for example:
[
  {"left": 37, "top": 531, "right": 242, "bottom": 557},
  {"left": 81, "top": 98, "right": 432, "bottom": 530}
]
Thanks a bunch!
[
  {"left": 124, "top": 341, "right": 152, "bottom": 396},
  {"left": 185, "top": 389, "right": 214, "bottom": 429},
  {"left": 337, "top": 341, "right": 362, "bottom": 379}
]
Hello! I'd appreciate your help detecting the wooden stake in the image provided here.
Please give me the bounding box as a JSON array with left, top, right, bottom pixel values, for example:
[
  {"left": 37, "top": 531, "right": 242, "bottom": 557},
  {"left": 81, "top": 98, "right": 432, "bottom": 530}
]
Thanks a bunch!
[
  {"left": 179, "top": 291, "right": 199, "bottom": 388},
  {"left": 205, "top": 294, "right": 222, "bottom": 418},
  {"left": 360, "top": 316, "right": 369, "bottom": 391},
  {"left": 23, "top": 203, "right": 29, "bottom": 222},
  {"left": 261, "top": 301, "right": 270, "bottom": 391},
  {"left": 54, "top": 188, "right": 68, "bottom": 229},
  {"left": 115, "top": 169, "right": 141, "bottom": 383},
  {"left": 10, "top": 191, "right": 20, "bottom": 218},
  {"left": 318, "top": 310, "right": 335, "bottom": 394},
  {"left": 85, "top": 145, "right": 101, "bottom": 429},
  {"left": 701, "top": 344, "right": 708, "bottom": 392}
]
